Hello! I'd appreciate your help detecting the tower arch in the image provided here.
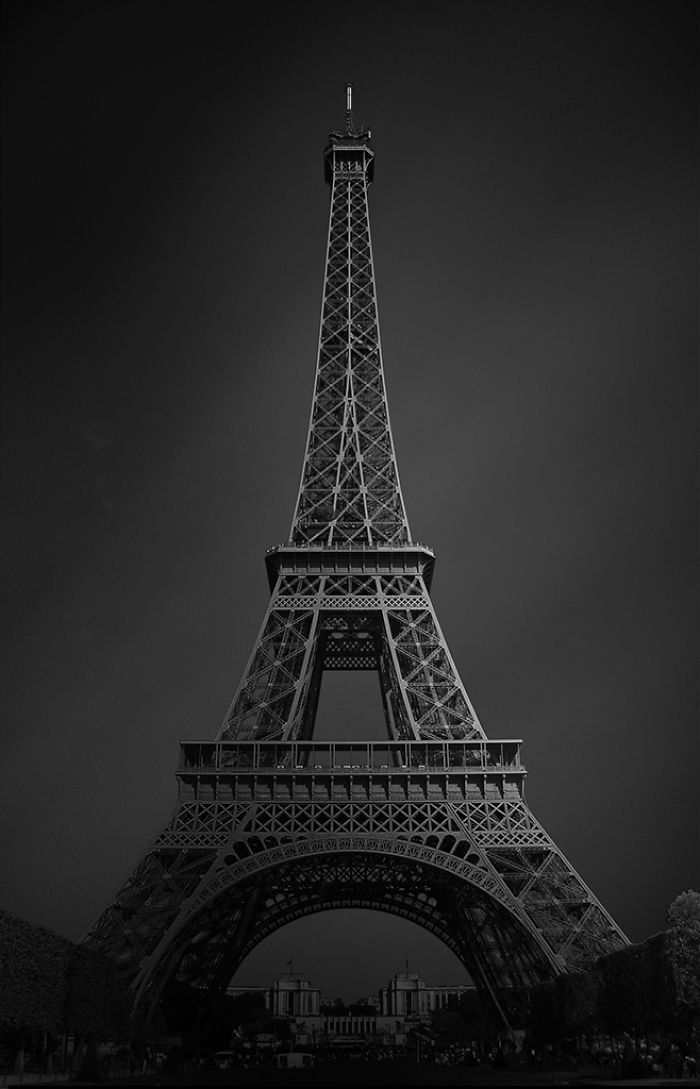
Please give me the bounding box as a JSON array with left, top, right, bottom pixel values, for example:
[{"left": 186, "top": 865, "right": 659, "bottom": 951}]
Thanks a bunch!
[{"left": 132, "top": 844, "right": 560, "bottom": 1026}]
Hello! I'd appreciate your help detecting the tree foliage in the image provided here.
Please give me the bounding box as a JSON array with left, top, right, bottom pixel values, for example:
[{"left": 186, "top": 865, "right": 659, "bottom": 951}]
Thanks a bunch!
[
  {"left": 347, "top": 1001, "right": 376, "bottom": 1016},
  {"left": 321, "top": 997, "right": 348, "bottom": 1013},
  {"left": 431, "top": 1008, "right": 472, "bottom": 1043},
  {"left": 225, "top": 990, "right": 269, "bottom": 1036},
  {"left": 528, "top": 894, "right": 700, "bottom": 1043},
  {"left": 529, "top": 981, "right": 561, "bottom": 1045},
  {"left": 598, "top": 935, "right": 675, "bottom": 1036},
  {"left": 558, "top": 970, "right": 601, "bottom": 1036},
  {"left": 665, "top": 890, "right": 700, "bottom": 1014},
  {"left": 0, "top": 911, "right": 69, "bottom": 1033},
  {"left": 532, "top": 915, "right": 693, "bottom": 1044},
  {"left": 0, "top": 911, "right": 129, "bottom": 1040},
  {"left": 431, "top": 991, "right": 483, "bottom": 1042},
  {"left": 65, "top": 944, "right": 130, "bottom": 1038}
]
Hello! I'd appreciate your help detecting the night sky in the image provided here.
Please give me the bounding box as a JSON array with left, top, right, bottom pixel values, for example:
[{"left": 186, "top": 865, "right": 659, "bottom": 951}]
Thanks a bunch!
[{"left": 1, "top": 1, "right": 697, "bottom": 1003}]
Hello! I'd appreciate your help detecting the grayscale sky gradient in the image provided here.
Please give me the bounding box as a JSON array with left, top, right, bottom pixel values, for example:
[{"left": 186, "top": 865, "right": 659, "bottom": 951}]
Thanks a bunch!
[{"left": 1, "top": 0, "right": 697, "bottom": 1002}]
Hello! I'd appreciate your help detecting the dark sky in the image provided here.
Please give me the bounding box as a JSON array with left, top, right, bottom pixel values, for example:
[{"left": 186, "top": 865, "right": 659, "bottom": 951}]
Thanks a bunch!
[{"left": 1, "top": 1, "right": 697, "bottom": 1003}]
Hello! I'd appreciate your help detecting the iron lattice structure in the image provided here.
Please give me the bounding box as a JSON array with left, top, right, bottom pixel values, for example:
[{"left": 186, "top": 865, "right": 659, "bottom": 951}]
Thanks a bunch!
[{"left": 85, "top": 89, "right": 627, "bottom": 1027}]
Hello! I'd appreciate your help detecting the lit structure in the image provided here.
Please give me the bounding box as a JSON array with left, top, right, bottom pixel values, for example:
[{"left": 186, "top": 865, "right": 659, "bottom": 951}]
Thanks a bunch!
[{"left": 84, "top": 86, "right": 627, "bottom": 1030}]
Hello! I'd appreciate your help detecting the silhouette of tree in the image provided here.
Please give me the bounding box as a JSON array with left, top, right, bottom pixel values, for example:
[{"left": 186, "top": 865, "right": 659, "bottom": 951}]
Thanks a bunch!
[{"left": 665, "top": 890, "right": 700, "bottom": 1015}]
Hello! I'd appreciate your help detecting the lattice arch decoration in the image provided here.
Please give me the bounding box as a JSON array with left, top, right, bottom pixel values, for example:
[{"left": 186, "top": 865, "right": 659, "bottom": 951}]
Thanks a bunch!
[{"left": 129, "top": 842, "right": 562, "bottom": 1028}]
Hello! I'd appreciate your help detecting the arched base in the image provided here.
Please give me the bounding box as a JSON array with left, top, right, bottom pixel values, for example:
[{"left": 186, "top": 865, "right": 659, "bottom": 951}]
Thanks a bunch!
[{"left": 135, "top": 849, "right": 557, "bottom": 1030}]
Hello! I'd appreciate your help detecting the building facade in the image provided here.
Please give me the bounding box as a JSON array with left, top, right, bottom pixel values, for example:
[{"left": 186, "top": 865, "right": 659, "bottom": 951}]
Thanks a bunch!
[
  {"left": 228, "top": 968, "right": 476, "bottom": 1048},
  {"left": 377, "top": 971, "right": 474, "bottom": 1017}
]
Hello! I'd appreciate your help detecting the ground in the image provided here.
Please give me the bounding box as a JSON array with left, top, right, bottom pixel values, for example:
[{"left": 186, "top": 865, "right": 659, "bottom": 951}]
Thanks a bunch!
[{"left": 18, "top": 1063, "right": 699, "bottom": 1088}]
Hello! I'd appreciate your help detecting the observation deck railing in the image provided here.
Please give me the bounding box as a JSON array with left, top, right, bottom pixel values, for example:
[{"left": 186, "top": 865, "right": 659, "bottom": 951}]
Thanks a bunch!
[
  {"left": 266, "top": 541, "right": 434, "bottom": 554},
  {"left": 178, "top": 739, "right": 524, "bottom": 775}
]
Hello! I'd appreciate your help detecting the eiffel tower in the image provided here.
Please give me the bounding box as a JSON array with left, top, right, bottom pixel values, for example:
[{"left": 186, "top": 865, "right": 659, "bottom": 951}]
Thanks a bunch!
[{"left": 85, "top": 86, "right": 628, "bottom": 1028}]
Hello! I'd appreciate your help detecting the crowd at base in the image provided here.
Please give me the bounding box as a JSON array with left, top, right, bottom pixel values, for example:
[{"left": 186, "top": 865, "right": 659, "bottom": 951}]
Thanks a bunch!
[
  {"left": 130, "top": 1035, "right": 699, "bottom": 1081},
  {"left": 3, "top": 1030, "right": 699, "bottom": 1084}
]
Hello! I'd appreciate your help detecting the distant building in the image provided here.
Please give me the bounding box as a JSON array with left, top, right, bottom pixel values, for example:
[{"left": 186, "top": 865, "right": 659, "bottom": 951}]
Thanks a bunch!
[
  {"left": 269, "top": 972, "right": 321, "bottom": 1017},
  {"left": 227, "top": 968, "right": 475, "bottom": 1048},
  {"left": 227, "top": 984, "right": 267, "bottom": 1004},
  {"left": 377, "top": 971, "right": 474, "bottom": 1016}
]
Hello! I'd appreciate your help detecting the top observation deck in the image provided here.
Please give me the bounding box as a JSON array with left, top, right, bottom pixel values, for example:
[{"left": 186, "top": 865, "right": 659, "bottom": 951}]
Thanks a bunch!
[{"left": 324, "top": 82, "right": 374, "bottom": 184}]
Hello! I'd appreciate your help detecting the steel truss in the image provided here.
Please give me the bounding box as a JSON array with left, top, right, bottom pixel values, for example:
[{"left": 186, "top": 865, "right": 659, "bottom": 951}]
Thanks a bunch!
[{"left": 84, "top": 91, "right": 628, "bottom": 1028}]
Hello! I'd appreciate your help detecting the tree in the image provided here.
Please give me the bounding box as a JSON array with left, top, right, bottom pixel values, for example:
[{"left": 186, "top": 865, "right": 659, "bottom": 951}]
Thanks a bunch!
[
  {"left": 0, "top": 910, "right": 130, "bottom": 1077},
  {"left": 529, "top": 972, "right": 602, "bottom": 1046},
  {"left": 529, "top": 981, "right": 561, "bottom": 1046},
  {"left": 65, "top": 945, "right": 130, "bottom": 1040},
  {"left": 599, "top": 934, "right": 678, "bottom": 1038},
  {"left": 225, "top": 991, "right": 269, "bottom": 1037},
  {"left": 158, "top": 981, "right": 203, "bottom": 1035},
  {"left": 556, "top": 970, "right": 602, "bottom": 1039},
  {"left": 665, "top": 891, "right": 700, "bottom": 1016},
  {"left": 0, "top": 911, "right": 70, "bottom": 1074},
  {"left": 0, "top": 911, "right": 69, "bottom": 1036},
  {"left": 347, "top": 1001, "right": 375, "bottom": 1016},
  {"left": 431, "top": 991, "right": 483, "bottom": 1043}
]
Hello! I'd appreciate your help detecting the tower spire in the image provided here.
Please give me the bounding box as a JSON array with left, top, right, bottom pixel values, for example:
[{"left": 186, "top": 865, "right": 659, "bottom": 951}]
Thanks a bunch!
[{"left": 295, "top": 100, "right": 399, "bottom": 546}]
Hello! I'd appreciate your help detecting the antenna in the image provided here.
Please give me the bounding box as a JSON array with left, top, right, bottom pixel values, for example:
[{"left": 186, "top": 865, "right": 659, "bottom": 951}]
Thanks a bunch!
[{"left": 345, "top": 81, "right": 353, "bottom": 135}]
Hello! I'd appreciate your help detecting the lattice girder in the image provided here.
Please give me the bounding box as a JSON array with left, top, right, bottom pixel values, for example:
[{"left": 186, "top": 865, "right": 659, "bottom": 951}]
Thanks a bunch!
[
  {"left": 291, "top": 140, "right": 409, "bottom": 547},
  {"left": 150, "top": 852, "right": 558, "bottom": 1011},
  {"left": 83, "top": 98, "right": 629, "bottom": 1032},
  {"left": 85, "top": 740, "right": 627, "bottom": 1020},
  {"left": 218, "top": 570, "right": 486, "bottom": 743}
]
